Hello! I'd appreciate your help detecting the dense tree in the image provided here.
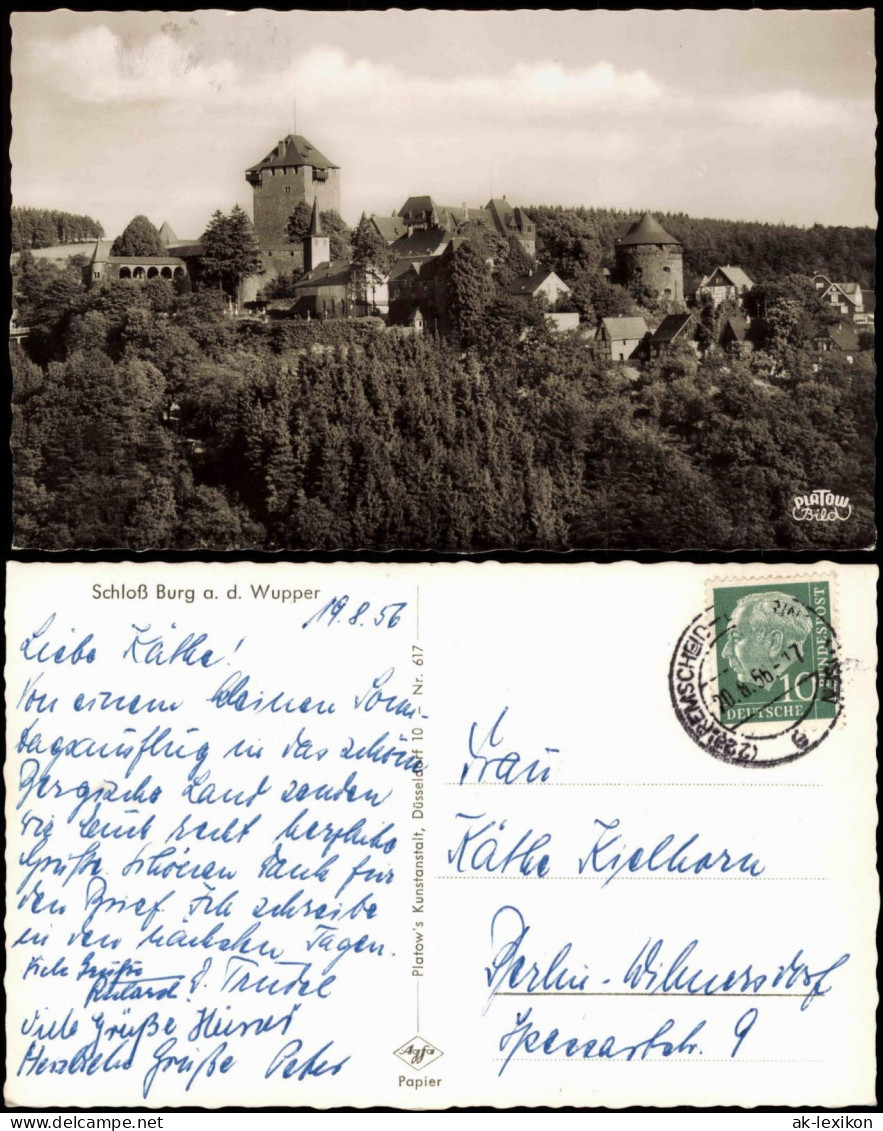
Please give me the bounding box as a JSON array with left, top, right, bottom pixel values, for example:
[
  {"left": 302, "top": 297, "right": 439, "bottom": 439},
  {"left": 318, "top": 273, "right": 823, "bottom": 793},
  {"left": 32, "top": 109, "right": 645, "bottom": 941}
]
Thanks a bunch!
[
  {"left": 447, "top": 242, "right": 496, "bottom": 348},
  {"left": 11, "top": 231, "right": 876, "bottom": 551},
  {"left": 111, "top": 215, "right": 165, "bottom": 257},
  {"left": 568, "top": 266, "right": 638, "bottom": 321},
  {"left": 12, "top": 207, "right": 104, "bottom": 250},
  {"left": 350, "top": 213, "right": 395, "bottom": 314},
  {"left": 528, "top": 205, "right": 875, "bottom": 291},
  {"left": 285, "top": 201, "right": 314, "bottom": 244},
  {"left": 322, "top": 211, "right": 352, "bottom": 261},
  {"left": 199, "top": 205, "right": 261, "bottom": 300}
]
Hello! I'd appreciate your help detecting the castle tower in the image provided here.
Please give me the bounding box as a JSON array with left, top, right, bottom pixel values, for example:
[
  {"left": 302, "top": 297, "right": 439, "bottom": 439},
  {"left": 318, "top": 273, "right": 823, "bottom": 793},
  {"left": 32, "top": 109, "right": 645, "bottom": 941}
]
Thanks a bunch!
[
  {"left": 304, "top": 198, "right": 330, "bottom": 271},
  {"left": 614, "top": 212, "right": 683, "bottom": 308},
  {"left": 245, "top": 133, "right": 341, "bottom": 273}
]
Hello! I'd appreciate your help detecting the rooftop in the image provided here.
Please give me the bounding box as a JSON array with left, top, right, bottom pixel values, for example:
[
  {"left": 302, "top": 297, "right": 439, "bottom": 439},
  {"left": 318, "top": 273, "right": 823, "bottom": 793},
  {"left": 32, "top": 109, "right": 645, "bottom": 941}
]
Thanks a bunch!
[
  {"left": 247, "top": 134, "right": 339, "bottom": 174},
  {"left": 294, "top": 259, "right": 352, "bottom": 287},
  {"left": 617, "top": 212, "right": 680, "bottom": 247},
  {"left": 506, "top": 269, "right": 567, "bottom": 296},
  {"left": 650, "top": 312, "right": 696, "bottom": 342},
  {"left": 391, "top": 228, "right": 452, "bottom": 260},
  {"left": 600, "top": 316, "right": 649, "bottom": 340},
  {"left": 700, "top": 265, "right": 755, "bottom": 290}
]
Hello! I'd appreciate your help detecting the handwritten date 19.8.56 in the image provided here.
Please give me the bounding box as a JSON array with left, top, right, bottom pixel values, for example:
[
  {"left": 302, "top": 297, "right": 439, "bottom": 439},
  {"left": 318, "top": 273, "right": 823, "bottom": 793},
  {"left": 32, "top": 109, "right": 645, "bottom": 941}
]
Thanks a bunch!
[{"left": 302, "top": 596, "right": 407, "bottom": 631}]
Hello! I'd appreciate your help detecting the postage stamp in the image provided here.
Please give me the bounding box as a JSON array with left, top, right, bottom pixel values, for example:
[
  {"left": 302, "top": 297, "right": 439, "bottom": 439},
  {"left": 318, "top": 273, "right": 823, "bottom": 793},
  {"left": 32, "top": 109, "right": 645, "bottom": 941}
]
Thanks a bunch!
[
  {"left": 711, "top": 580, "right": 838, "bottom": 727},
  {"left": 669, "top": 576, "right": 842, "bottom": 768}
]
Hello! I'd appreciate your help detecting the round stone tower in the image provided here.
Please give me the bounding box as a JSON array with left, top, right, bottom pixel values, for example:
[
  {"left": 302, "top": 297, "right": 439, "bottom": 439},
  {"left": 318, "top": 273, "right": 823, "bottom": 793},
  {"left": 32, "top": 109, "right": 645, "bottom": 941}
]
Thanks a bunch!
[{"left": 614, "top": 212, "right": 683, "bottom": 308}]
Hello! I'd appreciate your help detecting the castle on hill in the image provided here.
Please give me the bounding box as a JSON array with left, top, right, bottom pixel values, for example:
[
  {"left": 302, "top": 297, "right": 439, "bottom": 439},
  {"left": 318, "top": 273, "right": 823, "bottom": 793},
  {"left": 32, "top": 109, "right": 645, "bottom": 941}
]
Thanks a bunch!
[{"left": 85, "top": 128, "right": 689, "bottom": 323}]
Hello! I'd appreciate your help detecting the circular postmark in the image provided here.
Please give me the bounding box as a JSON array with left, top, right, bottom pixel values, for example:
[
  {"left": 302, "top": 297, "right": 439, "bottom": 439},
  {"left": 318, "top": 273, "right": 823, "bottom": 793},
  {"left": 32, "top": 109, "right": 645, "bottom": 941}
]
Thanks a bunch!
[{"left": 668, "top": 590, "right": 842, "bottom": 768}]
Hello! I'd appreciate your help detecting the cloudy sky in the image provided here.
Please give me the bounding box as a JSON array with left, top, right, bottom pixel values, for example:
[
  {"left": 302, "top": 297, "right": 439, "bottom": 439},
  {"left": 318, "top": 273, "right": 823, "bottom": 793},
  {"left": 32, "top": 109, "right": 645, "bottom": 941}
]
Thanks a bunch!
[{"left": 10, "top": 10, "right": 876, "bottom": 240}]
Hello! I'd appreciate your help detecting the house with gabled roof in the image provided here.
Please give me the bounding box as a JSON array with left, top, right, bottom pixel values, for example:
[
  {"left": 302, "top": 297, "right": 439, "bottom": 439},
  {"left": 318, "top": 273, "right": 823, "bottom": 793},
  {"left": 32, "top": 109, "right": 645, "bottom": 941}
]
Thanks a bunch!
[
  {"left": 812, "top": 319, "right": 866, "bottom": 362},
  {"left": 596, "top": 316, "right": 649, "bottom": 361},
  {"left": 719, "top": 314, "right": 753, "bottom": 357},
  {"left": 818, "top": 280, "right": 865, "bottom": 320},
  {"left": 643, "top": 312, "right": 699, "bottom": 359},
  {"left": 505, "top": 269, "right": 570, "bottom": 309},
  {"left": 696, "top": 265, "right": 755, "bottom": 308}
]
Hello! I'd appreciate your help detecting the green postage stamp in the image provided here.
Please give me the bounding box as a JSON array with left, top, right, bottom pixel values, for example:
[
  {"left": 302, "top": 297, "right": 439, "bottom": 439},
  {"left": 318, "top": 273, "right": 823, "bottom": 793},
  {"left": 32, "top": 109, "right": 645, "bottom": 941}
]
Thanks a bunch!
[{"left": 711, "top": 580, "right": 838, "bottom": 728}]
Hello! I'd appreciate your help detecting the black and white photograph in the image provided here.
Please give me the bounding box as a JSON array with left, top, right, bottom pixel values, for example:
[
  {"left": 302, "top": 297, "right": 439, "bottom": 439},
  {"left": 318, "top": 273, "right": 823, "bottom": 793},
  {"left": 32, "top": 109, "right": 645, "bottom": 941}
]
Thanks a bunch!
[{"left": 8, "top": 9, "right": 876, "bottom": 551}]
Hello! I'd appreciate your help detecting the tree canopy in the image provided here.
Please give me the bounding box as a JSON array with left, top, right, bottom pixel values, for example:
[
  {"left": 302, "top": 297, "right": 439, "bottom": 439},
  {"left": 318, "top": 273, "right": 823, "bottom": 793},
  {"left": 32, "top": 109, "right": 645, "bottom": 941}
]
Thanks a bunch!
[
  {"left": 350, "top": 213, "right": 395, "bottom": 311},
  {"left": 12, "top": 207, "right": 104, "bottom": 251},
  {"left": 199, "top": 205, "right": 261, "bottom": 299},
  {"left": 111, "top": 215, "right": 165, "bottom": 257},
  {"left": 10, "top": 221, "right": 876, "bottom": 553},
  {"left": 285, "top": 202, "right": 314, "bottom": 244},
  {"left": 527, "top": 205, "right": 875, "bottom": 290}
]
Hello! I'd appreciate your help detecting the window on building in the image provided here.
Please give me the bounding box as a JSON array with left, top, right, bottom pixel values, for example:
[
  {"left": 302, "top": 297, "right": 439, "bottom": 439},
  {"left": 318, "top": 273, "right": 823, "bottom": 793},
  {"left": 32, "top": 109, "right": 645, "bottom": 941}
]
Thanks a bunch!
[
  {"left": 285, "top": 186, "right": 291, "bottom": 195},
  {"left": 664, "top": 288, "right": 672, "bottom": 297},
  {"left": 663, "top": 265, "right": 670, "bottom": 273}
]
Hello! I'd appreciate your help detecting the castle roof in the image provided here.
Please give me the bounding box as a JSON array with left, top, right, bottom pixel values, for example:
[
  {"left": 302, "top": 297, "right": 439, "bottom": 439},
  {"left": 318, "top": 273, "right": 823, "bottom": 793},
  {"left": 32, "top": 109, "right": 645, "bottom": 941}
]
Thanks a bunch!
[
  {"left": 617, "top": 212, "right": 680, "bottom": 247},
  {"left": 371, "top": 215, "right": 408, "bottom": 243},
  {"left": 398, "top": 196, "right": 439, "bottom": 221},
  {"left": 158, "top": 220, "right": 178, "bottom": 247},
  {"left": 90, "top": 239, "right": 116, "bottom": 262},
  {"left": 309, "top": 198, "right": 323, "bottom": 236},
  {"left": 247, "top": 134, "right": 339, "bottom": 173},
  {"left": 438, "top": 206, "right": 493, "bottom": 230},
  {"left": 105, "top": 255, "right": 186, "bottom": 266},
  {"left": 294, "top": 259, "right": 352, "bottom": 288},
  {"left": 388, "top": 258, "right": 420, "bottom": 281},
  {"left": 391, "top": 228, "right": 452, "bottom": 260},
  {"left": 486, "top": 198, "right": 534, "bottom": 235},
  {"left": 165, "top": 242, "right": 204, "bottom": 258}
]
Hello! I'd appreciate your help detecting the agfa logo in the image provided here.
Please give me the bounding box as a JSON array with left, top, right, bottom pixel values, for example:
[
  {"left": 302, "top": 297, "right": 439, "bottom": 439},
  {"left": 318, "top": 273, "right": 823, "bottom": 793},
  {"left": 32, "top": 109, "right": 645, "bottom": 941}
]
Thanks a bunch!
[
  {"left": 394, "top": 1035, "right": 443, "bottom": 1071},
  {"left": 792, "top": 490, "right": 851, "bottom": 522}
]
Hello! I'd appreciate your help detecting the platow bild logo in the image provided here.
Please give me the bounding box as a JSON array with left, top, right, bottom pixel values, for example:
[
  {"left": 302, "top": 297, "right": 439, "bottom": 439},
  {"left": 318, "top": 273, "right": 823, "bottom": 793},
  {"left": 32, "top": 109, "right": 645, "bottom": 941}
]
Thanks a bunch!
[{"left": 792, "top": 490, "right": 851, "bottom": 522}]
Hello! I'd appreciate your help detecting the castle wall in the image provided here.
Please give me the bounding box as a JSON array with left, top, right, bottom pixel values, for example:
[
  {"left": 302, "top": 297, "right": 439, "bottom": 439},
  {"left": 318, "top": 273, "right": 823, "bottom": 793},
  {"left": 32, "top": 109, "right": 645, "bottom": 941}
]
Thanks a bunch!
[{"left": 615, "top": 243, "right": 684, "bottom": 306}]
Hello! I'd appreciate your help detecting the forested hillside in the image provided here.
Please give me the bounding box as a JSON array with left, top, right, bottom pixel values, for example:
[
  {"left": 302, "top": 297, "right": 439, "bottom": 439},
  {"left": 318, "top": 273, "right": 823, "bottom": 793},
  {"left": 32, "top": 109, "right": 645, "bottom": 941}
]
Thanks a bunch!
[
  {"left": 528, "top": 206, "right": 876, "bottom": 289},
  {"left": 11, "top": 253, "right": 874, "bottom": 551},
  {"left": 11, "top": 207, "right": 105, "bottom": 251}
]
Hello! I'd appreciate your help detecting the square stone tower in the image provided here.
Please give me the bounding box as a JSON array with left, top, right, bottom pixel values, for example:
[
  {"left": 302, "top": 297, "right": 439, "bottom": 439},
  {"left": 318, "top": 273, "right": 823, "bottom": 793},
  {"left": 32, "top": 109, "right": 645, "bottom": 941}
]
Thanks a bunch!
[{"left": 245, "top": 134, "right": 341, "bottom": 274}]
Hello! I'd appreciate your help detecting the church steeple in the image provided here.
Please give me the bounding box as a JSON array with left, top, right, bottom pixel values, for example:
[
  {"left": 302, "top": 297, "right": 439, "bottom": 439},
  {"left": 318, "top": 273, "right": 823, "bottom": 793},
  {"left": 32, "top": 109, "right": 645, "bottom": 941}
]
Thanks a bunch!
[
  {"left": 304, "top": 197, "right": 330, "bottom": 272},
  {"left": 309, "top": 197, "right": 323, "bottom": 236}
]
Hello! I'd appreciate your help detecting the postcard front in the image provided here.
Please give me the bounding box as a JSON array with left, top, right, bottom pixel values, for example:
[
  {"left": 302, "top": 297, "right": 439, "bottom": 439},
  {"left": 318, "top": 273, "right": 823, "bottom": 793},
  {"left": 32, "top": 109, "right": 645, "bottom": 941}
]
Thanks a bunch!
[{"left": 4, "top": 561, "right": 877, "bottom": 1108}]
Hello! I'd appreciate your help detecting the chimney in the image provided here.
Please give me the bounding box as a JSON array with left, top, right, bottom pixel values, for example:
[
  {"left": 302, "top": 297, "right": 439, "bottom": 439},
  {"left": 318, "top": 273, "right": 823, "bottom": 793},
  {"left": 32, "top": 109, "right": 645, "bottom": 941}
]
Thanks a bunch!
[{"left": 277, "top": 139, "right": 286, "bottom": 159}]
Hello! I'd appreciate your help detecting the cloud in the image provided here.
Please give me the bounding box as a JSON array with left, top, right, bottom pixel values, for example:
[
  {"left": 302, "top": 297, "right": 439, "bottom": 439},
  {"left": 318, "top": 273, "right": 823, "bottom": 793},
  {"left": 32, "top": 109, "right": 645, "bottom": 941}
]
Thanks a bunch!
[
  {"left": 23, "top": 24, "right": 237, "bottom": 103},
  {"left": 717, "top": 88, "right": 874, "bottom": 132},
  {"left": 23, "top": 26, "right": 867, "bottom": 142},
  {"left": 23, "top": 28, "right": 665, "bottom": 119}
]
